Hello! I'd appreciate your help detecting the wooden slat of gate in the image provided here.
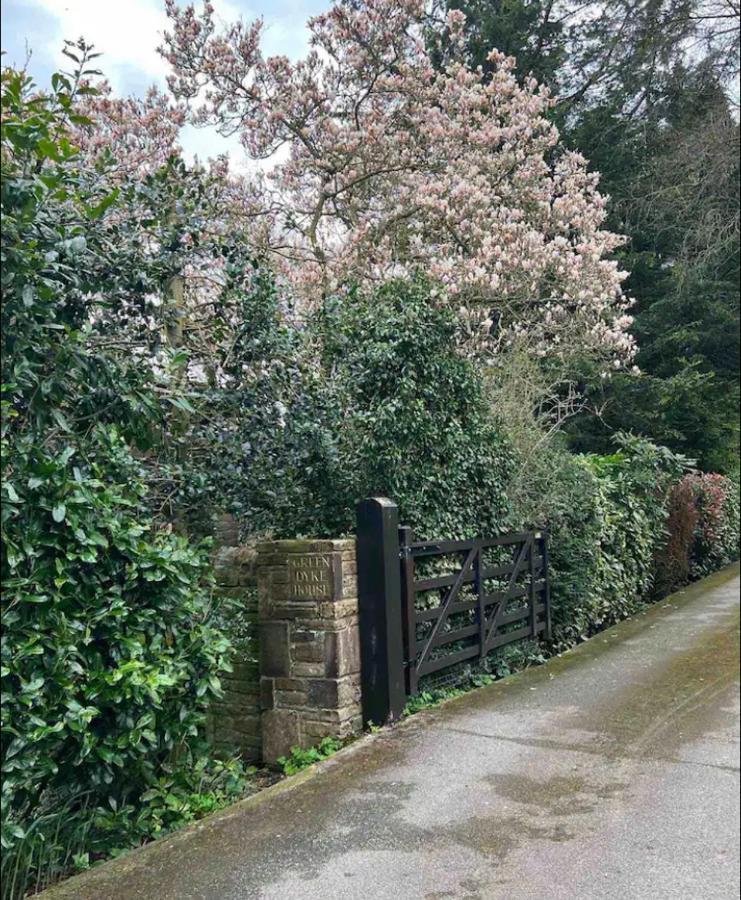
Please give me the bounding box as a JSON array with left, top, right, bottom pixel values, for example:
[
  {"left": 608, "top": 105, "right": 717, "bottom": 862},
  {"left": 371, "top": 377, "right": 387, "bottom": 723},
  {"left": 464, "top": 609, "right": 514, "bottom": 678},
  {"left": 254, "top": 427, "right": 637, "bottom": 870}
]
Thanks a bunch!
[
  {"left": 416, "top": 623, "right": 546, "bottom": 677},
  {"left": 415, "top": 598, "right": 479, "bottom": 623},
  {"left": 415, "top": 602, "right": 547, "bottom": 655},
  {"left": 415, "top": 622, "right": 480, "bottom": 653}
]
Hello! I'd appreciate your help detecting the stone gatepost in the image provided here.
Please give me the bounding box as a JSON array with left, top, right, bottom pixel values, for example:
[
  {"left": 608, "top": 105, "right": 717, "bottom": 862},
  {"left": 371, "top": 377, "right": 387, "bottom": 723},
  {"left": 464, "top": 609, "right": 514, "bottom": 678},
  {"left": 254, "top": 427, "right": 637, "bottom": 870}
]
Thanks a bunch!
[{"left": 256, "top": 539, "right": 362, "bottom": 764}]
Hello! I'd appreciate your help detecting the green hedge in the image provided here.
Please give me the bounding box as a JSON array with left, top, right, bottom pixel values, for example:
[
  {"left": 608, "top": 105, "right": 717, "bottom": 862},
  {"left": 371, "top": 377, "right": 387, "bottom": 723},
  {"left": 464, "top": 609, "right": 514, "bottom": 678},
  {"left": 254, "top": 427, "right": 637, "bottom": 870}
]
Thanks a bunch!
[{"left": 522, "top": 436, "right": 690, "bottom": 651}]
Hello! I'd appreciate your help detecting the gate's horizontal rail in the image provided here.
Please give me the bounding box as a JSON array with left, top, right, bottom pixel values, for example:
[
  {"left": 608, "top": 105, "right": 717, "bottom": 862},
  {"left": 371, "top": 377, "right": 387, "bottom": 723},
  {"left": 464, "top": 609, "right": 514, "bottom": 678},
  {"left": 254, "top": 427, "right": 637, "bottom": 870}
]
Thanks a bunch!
[
  {"left": 416, "top": 622, "right": 480, "bottom": 652},
  {"left": 408, "top": 532, "right": 538, "bottom": 557},
  {"left": 416, "top": 621, "right": 548, "bottom": 677},
  {"left": 415, "top": 597, "right": 479, "bottom": 622},
  {"left": 414, "top": 602, "right": 548, "bottom": 653}
]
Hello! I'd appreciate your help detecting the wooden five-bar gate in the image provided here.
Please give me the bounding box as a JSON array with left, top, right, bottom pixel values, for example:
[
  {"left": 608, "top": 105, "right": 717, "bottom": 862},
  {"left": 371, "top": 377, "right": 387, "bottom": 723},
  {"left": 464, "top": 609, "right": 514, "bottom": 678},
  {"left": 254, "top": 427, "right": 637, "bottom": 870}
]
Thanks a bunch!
[{"left": 356, "top": 497, "right": 552, "bottom": 727}]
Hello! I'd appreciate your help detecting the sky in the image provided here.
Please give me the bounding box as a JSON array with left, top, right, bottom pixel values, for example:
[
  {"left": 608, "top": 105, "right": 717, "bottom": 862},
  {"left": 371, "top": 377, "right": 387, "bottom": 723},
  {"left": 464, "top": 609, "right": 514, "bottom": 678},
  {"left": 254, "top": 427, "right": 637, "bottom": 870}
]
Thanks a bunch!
[{"left": 1, "top": 0, "right": 329, "bottom": 163}]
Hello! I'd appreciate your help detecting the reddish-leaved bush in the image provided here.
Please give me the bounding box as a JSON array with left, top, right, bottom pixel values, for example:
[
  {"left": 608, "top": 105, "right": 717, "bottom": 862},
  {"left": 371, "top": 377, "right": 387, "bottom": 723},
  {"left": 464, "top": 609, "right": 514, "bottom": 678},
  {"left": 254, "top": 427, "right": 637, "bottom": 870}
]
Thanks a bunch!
[
  {"left": 687, "top": 473, "right": 740, "bottom": 576},
  {"left": 654, "top": 476, "right": 699, "bottom": 596}
]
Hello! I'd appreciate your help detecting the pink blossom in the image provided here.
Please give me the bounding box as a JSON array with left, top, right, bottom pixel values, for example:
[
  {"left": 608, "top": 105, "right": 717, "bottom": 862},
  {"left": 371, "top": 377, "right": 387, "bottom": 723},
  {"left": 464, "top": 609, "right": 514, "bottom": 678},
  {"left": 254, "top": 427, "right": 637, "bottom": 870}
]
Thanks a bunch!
[{"left": 157, "top": 0, "right": 635, "bottom": 363}]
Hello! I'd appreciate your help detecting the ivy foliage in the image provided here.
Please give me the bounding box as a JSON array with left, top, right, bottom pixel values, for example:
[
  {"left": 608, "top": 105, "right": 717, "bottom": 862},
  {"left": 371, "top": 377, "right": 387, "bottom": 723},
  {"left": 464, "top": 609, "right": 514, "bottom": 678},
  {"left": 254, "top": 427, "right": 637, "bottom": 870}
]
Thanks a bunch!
[{"left": 515, "top": 435, "right": 692, "bottom": 650}]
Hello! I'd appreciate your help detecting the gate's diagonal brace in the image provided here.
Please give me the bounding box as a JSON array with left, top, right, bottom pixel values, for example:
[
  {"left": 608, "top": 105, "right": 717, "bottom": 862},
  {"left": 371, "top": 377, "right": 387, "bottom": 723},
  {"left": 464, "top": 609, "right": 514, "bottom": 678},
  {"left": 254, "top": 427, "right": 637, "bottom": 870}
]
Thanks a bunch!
[
  {"left": 484, "top": 537, "right": 530, "bottom": 650},
  {"left": 417, "top": 542, "right": 479, "bottom": 672}
]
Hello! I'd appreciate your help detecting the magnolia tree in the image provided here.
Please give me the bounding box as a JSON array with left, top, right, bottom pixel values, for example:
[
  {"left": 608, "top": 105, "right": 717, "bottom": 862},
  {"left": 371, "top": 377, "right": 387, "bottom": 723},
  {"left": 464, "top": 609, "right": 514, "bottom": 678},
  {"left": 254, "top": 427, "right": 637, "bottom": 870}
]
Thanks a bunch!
[{"left": 161, "top": 0, "right": 636, "bottom": 367}]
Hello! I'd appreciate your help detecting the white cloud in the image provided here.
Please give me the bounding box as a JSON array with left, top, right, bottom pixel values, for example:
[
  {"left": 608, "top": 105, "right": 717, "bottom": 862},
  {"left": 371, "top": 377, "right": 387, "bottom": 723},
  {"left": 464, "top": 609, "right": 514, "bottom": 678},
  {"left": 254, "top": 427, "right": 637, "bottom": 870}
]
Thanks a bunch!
[
  {"left": 27, "top": 0, "right": 170, "bottom": 92},
  {"left": 23, "top": 0, "right": 244, "bottom": 94}
]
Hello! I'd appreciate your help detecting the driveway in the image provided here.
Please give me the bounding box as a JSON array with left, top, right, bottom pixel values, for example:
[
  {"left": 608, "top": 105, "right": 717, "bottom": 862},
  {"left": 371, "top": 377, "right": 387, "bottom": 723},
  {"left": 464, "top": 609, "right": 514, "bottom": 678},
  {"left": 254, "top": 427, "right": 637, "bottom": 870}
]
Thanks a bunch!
[{"left": 43, "top": 564, "right": 740, "bottom": 900}]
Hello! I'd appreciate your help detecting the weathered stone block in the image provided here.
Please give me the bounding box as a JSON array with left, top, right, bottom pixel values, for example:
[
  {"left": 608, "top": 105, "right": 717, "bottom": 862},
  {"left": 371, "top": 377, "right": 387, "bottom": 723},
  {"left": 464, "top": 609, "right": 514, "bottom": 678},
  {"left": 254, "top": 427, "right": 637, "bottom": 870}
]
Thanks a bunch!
[
  {"left": 231, "top": 536, "right": 363, "bottom": 764},
  {"left": 214, "top": 512, "right": 240, "bottom": 547},
  {"left": 230, "top": 661, "right": 259, "bottom": 681},
  {"left": 262, "top": 709, "right": 301, "bottom": 763},
  {"left": 300, "top": 720, "right": 337, "bottom": 743},
  {"left": 291, "top": 661, "right": 327, "bottom": 678},
  {"left": 324, "top": 627, "right": 361, "bottom": 677},
  {"left": 259, "top": 621, "right": 290, "bottom": 677},
  {"left": 272, "top": 676, "right": 309, "bottom": 691},
  {"left": 306, "top": 677, "right": 358, "bottom": 710},
  {"left": 268, "top": 602, "right": 322, "bottom": 621},
  {"left": 341, "top": 573, "right": 358, "bottom": 600},
  {"left": 285, "top": 553, "right": 339, "bottom": 601},
  {"left": 275, "top": 689, "right": 310, "bottom": 708},
  {"left": 319, "top": 599, "right": 359, "bottom": 620}
]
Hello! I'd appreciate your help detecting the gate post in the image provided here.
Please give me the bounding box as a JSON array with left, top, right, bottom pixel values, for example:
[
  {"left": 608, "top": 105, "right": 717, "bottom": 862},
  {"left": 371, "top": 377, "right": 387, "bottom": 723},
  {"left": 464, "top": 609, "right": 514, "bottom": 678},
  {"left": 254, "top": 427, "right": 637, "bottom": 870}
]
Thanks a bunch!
[{"left": 356, "top": 497, "right": 406, "bottom": 726}]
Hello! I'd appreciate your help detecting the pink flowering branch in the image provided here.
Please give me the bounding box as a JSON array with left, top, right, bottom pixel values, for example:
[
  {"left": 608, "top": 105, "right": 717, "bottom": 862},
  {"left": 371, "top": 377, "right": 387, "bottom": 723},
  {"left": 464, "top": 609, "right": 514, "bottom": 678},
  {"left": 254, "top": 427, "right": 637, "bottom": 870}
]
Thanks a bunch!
[
  {"left": 161, "top": 0, "right": 637, "bottom": 366},
  {"left": 74, "top": 81, "right": 185, "bottom": 178}
]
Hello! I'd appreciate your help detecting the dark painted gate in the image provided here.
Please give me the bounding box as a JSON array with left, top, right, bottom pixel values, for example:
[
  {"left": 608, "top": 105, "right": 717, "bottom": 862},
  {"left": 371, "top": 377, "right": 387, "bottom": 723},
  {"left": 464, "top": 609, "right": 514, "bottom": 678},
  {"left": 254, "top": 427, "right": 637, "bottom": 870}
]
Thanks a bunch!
[
  {"left": 399, "top": 528, "right": 551, "bottom": 696},
  {"left": 356, "top": 497, "right": 552, "bottom": 726}
]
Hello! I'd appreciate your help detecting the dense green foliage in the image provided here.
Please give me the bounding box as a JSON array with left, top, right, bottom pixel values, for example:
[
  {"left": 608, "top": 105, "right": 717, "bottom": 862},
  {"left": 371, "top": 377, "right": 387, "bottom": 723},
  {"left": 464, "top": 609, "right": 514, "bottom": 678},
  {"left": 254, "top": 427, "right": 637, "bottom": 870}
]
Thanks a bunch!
[
  {"left": 199, "top": 279, "right": 516, "bottom": 541},
  {"left": 566, "top": 73, "right": 740, "bottom": 472},
  {"left": 1, "top": 433, "right": 228, "bottom": 814},
  {"left": 1, "top": 63, "right": 249, "bottom": 897},
  {"left": 316, "top": 282, "right": 516, "bottom": 539},
  {"left": 509, "top": 435, "right": 691, "bottom": 650}
]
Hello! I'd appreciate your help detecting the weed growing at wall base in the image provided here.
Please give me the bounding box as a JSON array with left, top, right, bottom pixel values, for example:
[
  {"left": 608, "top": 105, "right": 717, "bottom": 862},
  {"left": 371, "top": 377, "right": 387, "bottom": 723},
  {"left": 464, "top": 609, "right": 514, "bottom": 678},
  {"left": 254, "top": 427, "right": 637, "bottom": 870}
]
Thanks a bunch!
[{"left": 276, "top": 737, "right": 346, "bottom": 776}]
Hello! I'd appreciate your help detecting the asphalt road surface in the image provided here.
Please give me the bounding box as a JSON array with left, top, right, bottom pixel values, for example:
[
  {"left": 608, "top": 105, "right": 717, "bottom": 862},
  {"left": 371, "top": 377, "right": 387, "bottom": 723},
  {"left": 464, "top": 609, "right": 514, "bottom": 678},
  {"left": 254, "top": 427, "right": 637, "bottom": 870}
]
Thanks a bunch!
[{"left": 43, "top": 565, "right": 740, "bottom": 900}]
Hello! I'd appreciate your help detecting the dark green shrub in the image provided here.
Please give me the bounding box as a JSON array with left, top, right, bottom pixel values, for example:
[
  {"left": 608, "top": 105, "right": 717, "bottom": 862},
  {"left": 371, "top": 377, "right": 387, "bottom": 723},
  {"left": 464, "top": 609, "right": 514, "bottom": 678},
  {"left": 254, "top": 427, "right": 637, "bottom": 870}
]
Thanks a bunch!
[
  {"left": 514, "top": 435, "right": 690, "bottom": 650},
  {"left": 585, "top": 436, "right": 689, "bottom": 629},
  {"left": 0, "top": 428, "right": 245, "bottom": 892},
  {"left": 1, "top": 429, "right": 230, "bottom": 814},
  {"left": 311, "top": 279, "right": 516, "bottom": 539},
  {"left": 0, "top": 61, "right": 249, "bottom": 896}
]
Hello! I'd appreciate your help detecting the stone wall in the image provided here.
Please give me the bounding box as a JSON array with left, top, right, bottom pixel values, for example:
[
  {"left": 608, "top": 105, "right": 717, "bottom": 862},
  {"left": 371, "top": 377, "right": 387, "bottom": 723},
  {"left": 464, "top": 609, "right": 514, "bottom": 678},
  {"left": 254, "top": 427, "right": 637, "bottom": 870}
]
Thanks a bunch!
[
  {"left": 207, "top": 545, "right": 262, "bottom": 762},
  {"left": 256, "top": 539, "right": 362, "bottom": 764}
]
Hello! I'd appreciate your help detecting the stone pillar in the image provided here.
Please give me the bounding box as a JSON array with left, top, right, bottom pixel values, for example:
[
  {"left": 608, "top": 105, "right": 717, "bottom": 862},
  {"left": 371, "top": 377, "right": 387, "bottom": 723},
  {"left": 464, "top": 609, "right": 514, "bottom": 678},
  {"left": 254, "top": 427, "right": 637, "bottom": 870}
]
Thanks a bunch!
[{"left": 257, "top": 539, "right": 361, "bottom": 765}]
